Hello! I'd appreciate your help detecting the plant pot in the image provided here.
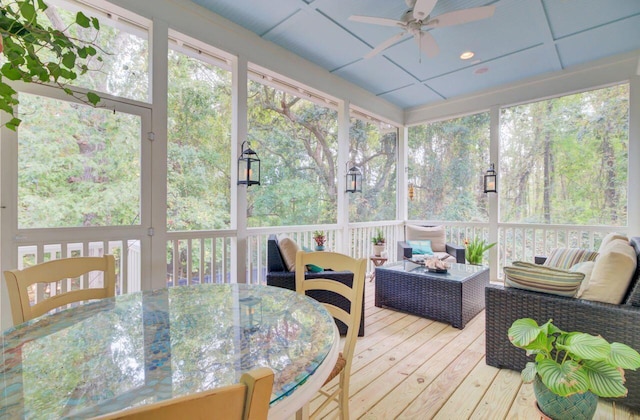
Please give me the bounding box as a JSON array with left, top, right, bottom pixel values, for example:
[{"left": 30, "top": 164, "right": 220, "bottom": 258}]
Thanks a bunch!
[
  {"left": 372, "top": 244, "right": 385, "bottom": 257},
  {"left": 533, "top": 375, "right": 598, "bottom": 420},
  {"left": 314, "top": 245, "right": 325, "bottom": 251}
]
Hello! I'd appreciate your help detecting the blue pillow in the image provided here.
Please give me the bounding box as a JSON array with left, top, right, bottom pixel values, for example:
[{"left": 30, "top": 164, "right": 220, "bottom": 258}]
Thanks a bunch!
[
  {"left": 407, "top": 240, "right": 433, "bottom": 256},
  {"left": 306, "top": 264, "right": 324, "bottom": 273}
]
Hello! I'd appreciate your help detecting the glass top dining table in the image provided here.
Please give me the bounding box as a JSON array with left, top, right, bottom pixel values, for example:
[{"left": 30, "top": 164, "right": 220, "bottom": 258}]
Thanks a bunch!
[{"left": 0, "top": 283, "right": 339, "bottom": 419}]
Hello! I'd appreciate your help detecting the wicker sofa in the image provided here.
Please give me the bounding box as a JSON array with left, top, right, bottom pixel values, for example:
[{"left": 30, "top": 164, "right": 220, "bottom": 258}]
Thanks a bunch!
[
  {"left": 485, "top": 236, "right": 640, "bottom": 412},
  {"left": 265, "top": 234, "right": 365, "bottom": 336}
]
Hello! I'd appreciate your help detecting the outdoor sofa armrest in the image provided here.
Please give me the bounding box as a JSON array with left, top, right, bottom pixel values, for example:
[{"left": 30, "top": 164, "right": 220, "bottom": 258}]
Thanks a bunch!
[
  {"left": 534, "top": 255, "right": 547, "bottom": 265},
  {"left": 485, "top": 284, "right": 640, "bottom": 412}
]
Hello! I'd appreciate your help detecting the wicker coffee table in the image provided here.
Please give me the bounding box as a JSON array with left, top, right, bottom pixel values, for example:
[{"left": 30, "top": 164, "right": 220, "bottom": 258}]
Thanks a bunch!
[{"left": 375, "top": 261, "right": 489, "bottom": 329}]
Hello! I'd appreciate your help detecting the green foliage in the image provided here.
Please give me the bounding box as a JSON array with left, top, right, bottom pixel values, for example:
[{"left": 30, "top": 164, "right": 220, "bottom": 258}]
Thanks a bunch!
[
  {"left": 464, "top": 237, "right": 495, "bottom": 264},
  {"left": 500, "top": 84, "right": 628, "bottom": 226},
  {"left": 508, "top": 318, "right": 640, "bottom": 398},
  {"left": 0, "top": 0, "right": 103, "bottom": 129},
  {"left": 408, "top": 112, "right": 490, "bottom": 222},
  {"left": 371, "top": 229, "right": 385, "bottom": 245}
]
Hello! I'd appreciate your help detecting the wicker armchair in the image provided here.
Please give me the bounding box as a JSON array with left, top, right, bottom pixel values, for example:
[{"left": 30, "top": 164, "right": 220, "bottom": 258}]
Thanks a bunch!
[
  {"left": 485, "top": 237, "right": 640, "bottom": 412},
  {"left": 265, "top": 235, "right": 365, "bottom": 336}
]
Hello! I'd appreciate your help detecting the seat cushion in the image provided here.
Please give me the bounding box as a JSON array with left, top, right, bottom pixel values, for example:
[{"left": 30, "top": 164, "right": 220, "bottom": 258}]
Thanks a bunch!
[
  {"left": 504, "top": 263, "right": 585, "bottom": 297},
  {"left": 580, "top": 239, "right": 637, "bottom": 304},
  {"left": 542, "top": 247, "right": 598, "bottom": 270},
  {"left": 405, "top": 225, "right": 446, "bottom": 252}
]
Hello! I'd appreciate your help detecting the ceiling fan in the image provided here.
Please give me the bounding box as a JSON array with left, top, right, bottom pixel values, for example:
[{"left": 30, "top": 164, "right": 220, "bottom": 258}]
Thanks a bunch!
[{"left": 349, "top": 0, "right": 496, "bottom": 59}]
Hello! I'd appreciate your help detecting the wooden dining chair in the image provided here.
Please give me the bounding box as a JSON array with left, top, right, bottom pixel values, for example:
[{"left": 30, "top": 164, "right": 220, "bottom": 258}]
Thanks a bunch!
[
  {"left": 294, "top": 250, "right": 366, "bottom": 420},
  {"left": 4, "top": 255, "right": 116, "bottom": 325},
  {"left": 94, "top": 367, "right": 274, "bottom": 420}
]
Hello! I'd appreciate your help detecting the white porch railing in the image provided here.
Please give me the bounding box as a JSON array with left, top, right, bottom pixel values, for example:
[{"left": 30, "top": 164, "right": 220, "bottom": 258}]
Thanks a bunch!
[{"left": 13, "top": 222, "right": 629, "bottom": 306}]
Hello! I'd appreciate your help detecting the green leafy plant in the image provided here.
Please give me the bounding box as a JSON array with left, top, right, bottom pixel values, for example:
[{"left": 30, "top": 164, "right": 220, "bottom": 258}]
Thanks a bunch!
[
  {"left": 0, "top": 0, "right": 103, "bottom": 130},
  {"left": 508, "top": 318, "right": 640, "bottom": 398},
  {"left": 371, "top": 229, "right": 385, "bottom": 245},
  {"left": 464, "top": 237, "right": 495, "bottom": 264}
]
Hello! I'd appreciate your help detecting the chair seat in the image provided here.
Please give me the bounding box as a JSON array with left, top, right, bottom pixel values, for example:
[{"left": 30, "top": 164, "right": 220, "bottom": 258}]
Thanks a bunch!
[{"left": 323, "top": 352, "right": 346, "bottom": 386}]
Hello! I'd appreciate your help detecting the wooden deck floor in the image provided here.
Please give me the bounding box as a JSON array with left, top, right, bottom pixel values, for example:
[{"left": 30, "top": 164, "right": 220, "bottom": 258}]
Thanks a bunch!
[{"left": 307, "top": 280, "right": 640, "bottom": 419}]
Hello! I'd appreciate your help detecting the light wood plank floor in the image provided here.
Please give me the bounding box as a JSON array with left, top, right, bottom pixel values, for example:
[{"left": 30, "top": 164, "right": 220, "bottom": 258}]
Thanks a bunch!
[{"left": 305, "top": 280, "right": 640, "bottom": 419}]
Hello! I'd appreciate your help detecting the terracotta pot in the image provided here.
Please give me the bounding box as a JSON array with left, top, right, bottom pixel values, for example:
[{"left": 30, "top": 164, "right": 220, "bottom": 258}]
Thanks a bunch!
[{"left": 533, "top": 375, "right": 597, "bottom": 420}]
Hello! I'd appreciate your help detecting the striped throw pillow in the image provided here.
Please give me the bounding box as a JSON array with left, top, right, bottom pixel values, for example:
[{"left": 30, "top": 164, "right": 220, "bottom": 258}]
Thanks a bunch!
[
  {"left": 543, "top": 248, "right": 598, "bottom": 270},
  {"left": 504, "top": 264, "right": 585, "bottom": 297}
]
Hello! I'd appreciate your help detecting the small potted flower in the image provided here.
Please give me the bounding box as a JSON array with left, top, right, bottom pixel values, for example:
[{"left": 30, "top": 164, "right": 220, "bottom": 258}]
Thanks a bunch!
[
  {"left": 371, "top": 230, "right": 386, "bottom": 257},
  {"left": 313, "top": 230, "right": 326, "bottom": 251}
]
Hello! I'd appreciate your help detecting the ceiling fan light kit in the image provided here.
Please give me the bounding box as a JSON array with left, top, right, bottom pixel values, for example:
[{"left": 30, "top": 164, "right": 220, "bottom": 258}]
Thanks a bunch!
[{"left": 349, "top": 0, "right": 495, "bottom": 60}]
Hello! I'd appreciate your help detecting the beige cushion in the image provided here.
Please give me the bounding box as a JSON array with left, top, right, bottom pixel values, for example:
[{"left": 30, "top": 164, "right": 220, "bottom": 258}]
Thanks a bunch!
[
  {"left": 598, "top": 232, "right": 628, "bottom": 253},
  {"left": 571, "top": 261, "right": 595, "bottom": 298},
  {"left": 580, "top": 239, "right": 637, "bottom": 304},
  {"left": 406, "top": 225, "right": 446, "bottom": 252},
  {"left": 278, "top": 236, "right": 300, "bottom": 272},
  {"left": 433, "top": 252, "right": 455, "bottom": 264}
]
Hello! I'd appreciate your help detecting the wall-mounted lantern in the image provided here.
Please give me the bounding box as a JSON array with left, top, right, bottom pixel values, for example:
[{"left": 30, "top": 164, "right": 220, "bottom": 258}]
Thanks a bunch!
[
  {"left": 345, "top": 162, "right": 362, "bottom": 193},
  {"left": 238, "top": 141, "right": 260, "bottom": 186},
  {"left": 483, "top": 163, "right": 497, "bottom": 193}
]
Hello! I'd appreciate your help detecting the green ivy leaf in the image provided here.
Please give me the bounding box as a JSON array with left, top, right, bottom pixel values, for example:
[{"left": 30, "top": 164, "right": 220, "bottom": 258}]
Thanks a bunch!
[
  {"left": 87, "top": 91, "right": 100, "bottom": 105},
  {"left": 6, "top": 117, "right": 21, "bottom": 131},
  {"left": 62, "top": 52, "right": 76, "bottom": 69},
  {"left": 75, "top": 12, "right": 91, "bottom": 28},
  {"left": 91, "top": 17, "right": 100, "bottom": 30},
  {"left": 18, "top": 2, "right": 37, "bottom": 22},
  {"left": 1, "top": 64, "right": 23, "bottom": 81}
]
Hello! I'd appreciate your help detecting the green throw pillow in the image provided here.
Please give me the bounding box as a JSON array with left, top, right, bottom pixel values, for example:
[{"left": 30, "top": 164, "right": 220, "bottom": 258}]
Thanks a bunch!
[
  {"left": 306, "top": 264, "right": 324, "bottom": 273},
  {"left": 407, "top": 240, "right": 433, "bottom": 256}
]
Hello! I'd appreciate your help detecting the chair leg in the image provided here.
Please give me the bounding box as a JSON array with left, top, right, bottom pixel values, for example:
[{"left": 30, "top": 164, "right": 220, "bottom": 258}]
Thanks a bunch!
[{"left": 339, "top": 373, "right": 350, "bottom": 420}]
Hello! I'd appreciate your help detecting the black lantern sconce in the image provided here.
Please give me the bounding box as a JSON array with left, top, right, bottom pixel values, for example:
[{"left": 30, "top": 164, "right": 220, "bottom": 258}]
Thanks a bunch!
[
  {"left": 345, "top": 162, "right": 363, "bottom": 193},
  {"left": 238, "top": 141, "right": 260, "bottom": 186},
  {"left": 239, "top": 296, "right": 262, "bottom": 334},
  {"left": 483, "top": 163, "right": 497, "bottom": 193}
]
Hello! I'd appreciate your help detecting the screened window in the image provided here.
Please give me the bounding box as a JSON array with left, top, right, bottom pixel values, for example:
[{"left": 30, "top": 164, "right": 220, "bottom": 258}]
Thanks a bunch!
[
  {"left": 408, "top": 112, "right": 490, "bottom": 221},
  {"left": 247, "top": 78, "right": 338, "bottom": 227},
  {"left": 167, "top": 36, "right": 232, "bottom": 231},
  {"left": 499, "top": 84, "right": 629, "bottom": 225},
  {"left": 39, "top": 0, "right": 150, "bottom": 102},
  {"left": 17, "top": 93, "right": 142, "bottom": 229},
  {"left": 349, "top": 113, "right": 397, "bottom": 222}
]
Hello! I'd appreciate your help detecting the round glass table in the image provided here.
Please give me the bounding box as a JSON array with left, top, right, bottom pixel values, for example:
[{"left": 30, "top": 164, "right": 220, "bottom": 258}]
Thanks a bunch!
[{"left": 0, "top": 283, "right": 338, "bottom": 419}]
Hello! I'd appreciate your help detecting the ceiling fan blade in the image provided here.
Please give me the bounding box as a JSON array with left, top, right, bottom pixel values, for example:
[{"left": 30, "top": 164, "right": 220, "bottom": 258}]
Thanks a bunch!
[
  {"left": 425, "top": 5, "right": 496, "bottom": 28},
  {"left": 349, "top": 15, "right": 404, "bottom": 27},
  {"left": 412, "top": 0, "right": 438, "bottom": 21},
  {"left": 365, "top": 32, "right": 407, "bottom": 59},
  {"left": 414, "top": 31, "right": 439, "bottom": 58}
]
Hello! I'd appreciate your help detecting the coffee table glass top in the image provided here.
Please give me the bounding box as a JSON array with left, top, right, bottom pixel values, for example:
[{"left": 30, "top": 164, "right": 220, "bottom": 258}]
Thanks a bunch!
[{"left": 381, "top": 261, "right": 487, "bottom": 281}]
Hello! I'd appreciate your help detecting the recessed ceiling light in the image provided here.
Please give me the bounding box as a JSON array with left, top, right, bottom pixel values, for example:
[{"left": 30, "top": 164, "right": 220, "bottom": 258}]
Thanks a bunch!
[{"left": 460, "top": 51, "right": 475, "bottom": 60}]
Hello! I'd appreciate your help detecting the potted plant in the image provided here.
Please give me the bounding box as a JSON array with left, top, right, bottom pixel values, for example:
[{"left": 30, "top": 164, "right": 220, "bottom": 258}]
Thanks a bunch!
[
  {"left": 464, "top": 237, "right": 495, "bottom": 265},
  {"left": 508, "top": 318, "right": 640, "bottom": 420},
  {"left": 313, "top": 230, "right": 326, "bottom": 251},
  {"left": 371, "top": 230, "right": 386, "bottom": 257}
]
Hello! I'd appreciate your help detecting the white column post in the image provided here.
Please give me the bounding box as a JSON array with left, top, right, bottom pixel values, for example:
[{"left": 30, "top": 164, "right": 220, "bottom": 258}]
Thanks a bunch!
[
  {"left": 489, "top": 106, "right": 500, "bottom": 282},
  {"left": 232, "top": 56, "right": 249, "bottom": 282},
  {"left": 337, "top": 100, "right": 350, "bottom": 253},
  {"left": 628, "top": 74, "right": 640, "bottom": 236}
]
